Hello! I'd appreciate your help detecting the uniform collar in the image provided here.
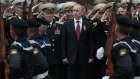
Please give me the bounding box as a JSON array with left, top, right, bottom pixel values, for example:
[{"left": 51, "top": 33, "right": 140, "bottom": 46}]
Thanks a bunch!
[
  {"left": 28, "top": 34, "right": 41, "bottom": 40},
  {"left": 15, "top": 37, "right": 27, "bottom": 42}
]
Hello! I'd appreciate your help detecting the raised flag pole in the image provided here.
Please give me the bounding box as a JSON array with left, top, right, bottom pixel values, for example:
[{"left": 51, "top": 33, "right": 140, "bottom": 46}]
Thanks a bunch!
[
  {"left": 0, "top": 1, "right": 10, "bottom": 79},
  {"left": 105, "top": 0, "right": 117, "bottom": 76}
]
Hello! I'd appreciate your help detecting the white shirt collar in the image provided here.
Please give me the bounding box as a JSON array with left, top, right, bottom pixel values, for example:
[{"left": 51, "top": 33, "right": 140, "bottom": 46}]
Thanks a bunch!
[
  {"left": 74, "top": 18, "right": 82, "bottom": 23},
  {"left": 74, "top": 18, "right": 83, "bottom": 31},
  {"left": 50, "top": 21, "right": 53, "bottom": 25}
]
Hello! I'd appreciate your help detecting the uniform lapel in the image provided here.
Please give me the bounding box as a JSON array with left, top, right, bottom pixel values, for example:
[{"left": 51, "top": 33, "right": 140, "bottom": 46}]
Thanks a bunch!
[
  {"left": 71, "top": 19, "right": 77, "bottom": 39},
  {"left": 46, "top": 20, "right": 56, "bottom": 36}
]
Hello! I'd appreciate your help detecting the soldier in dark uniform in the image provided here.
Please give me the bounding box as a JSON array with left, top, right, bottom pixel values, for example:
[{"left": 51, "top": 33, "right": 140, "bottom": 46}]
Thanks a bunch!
[
  {"left": 129, "top": 19, "right": 140, "bottom": 79},
  {"left": 26, "top": 19, "right": 49, "bottom": 79},
  {"left": 3, "top": 0, "right": 26, "bottom": 44},
  {"left": 8, "top": 18, "right": 33, "bottom": 79},
  {"left": 89, "top": 3, "right": 108, "bottom": 79},
  {"left": 102, "top": 15, "right": 136, "bottom": 79},
  {"left": 38, "top": 3, "right": 65, "bottom": 79}
]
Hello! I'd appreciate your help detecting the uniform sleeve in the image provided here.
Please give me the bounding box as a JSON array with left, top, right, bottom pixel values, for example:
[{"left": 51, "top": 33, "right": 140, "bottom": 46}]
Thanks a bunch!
[
  {"left": 9, "top": 48, "right": 22, "bottom": 70},
  {"left": 61, "top": 22, "right": 67, "bottom": 59},
  {"left": 89, "top": 22, "right": 94, "bottom": 58},
  {"left": 110, "top": 47, "right": 134, "bottom": 79}
]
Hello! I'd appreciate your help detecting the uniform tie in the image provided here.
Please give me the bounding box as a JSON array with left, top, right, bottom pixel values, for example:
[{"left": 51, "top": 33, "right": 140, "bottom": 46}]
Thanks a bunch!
[{"left": 76, "top": 21, "right": 80, "bottom": 40}]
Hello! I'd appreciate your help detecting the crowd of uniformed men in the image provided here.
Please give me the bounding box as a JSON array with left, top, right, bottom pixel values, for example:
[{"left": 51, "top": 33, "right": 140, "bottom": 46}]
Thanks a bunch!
[{"left": 0, "top": 0, "right": 140, "bottom": 79}]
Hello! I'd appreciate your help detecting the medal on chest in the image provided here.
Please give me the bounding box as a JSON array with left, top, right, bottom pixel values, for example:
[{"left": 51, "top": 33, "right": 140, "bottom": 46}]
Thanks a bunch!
[{"left": 54, "top": 27, "right": 60, "bottom": 35}]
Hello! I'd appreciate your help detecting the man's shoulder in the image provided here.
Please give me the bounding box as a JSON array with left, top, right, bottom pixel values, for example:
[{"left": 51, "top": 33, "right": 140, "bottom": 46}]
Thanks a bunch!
[{"left": 64, "top": 19, "right": 74, "bottom": 24}]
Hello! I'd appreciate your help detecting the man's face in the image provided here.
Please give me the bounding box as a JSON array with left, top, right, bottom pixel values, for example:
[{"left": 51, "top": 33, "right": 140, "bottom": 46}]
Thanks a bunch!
[
  {"left": 72, "top": 5, "right": 83, "bottom": 19},
  {"left": 117, "top": 7, "right": 125, "bottom": 15},
  {"left": 15, "top": 7, "right": 23, "bottom": 16},
  {"left": 59, "top": 12, "right": 65, "bottom": 18},
  {"left": 65, "top": 10, "right": 73, "bottom": 19},
  {"left": 97, "top": 12, "right": 104, "bottom": 19},
  {"left": 43, "top": 12, "right": 54, "bottom": 22}
]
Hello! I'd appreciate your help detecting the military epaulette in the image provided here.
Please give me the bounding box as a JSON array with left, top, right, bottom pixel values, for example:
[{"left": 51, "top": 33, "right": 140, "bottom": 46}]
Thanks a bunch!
[
  {"left": 11, "top": 41, "right": 33, "bottom": 51},
  {"left": 93, "top": 22, "right": 97, "bottom": 28},
  {"left": 8, "top": 16, "right": 16, "bottom": 20},
  {"left": 54, "top": 14, "right": 59, "bottom": 17},
  {"left": 113, "top": 41, "right": 137, "bottom": 53},
  {"left": 56, "top": 21, "right": 64, "bottom": 25}
]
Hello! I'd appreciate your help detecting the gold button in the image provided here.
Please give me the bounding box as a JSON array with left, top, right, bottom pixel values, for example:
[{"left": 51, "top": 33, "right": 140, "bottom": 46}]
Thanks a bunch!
[
  {"left": 52, "top": 49, "right": 55, "bottom": 51},
  {"left": 52, "top": 39, "right": 55, "bottom": 41},
  {"left": 52, "top": 44, "right": 54, "bottom": 46}
]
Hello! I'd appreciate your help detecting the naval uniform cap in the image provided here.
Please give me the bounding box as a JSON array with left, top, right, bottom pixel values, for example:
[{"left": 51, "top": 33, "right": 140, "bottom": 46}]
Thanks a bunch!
[
  {"left": 116, "top": 15, "right": 133, "bottom": 27},
  {"left": 12, "top": 0, "right": 25, "bottom": 7},
  {"left": 104, "top": 2, "right": 121, "bottom": 10},
  {"left": 121, "top": 0, "right": 134, "bottom": 4},
  {"left": 92, "top": 3, "right": 106, "bottom": 12},
  {"left": 11, "top": 18, "right": 29, "bottom": 29},
  {"left": 56, "top": 3, "right": 65, "bottom": 12},
  {"left": 104, "top": 2, "right": 114, "bottom": 10},
  {"left": 33, "top": 0, "right": 38, "bottom": 4},
  {"left": 26, "top": 0, "right": 39, "bottom": 5},
  {"left": 62, "top": 1, "right": 77, "bottom": 11},
  {"left": 39, "top": 3, "right": 56, "bottom": 12},
  {"left": 26, "top": 18, "right": 41, "bottom": 28},
  {"left": 133, "top": 0, "right": 140, "bottom": 8},
  {"left": 0, "top": 0, "right": 6, "bottom": 5},
  {"left": 94, "top": 0, "right": 108, "bottom": 4}
]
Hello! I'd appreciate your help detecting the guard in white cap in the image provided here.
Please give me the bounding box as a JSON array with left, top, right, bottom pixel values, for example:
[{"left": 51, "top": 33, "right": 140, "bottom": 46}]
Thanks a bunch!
[
  {"left": 56, "top": 3, "right": 65, "bottom": 18},
  {"left": 3, "top": 0, "right": 25, "bottom": 19},
  {"left": 61, "top": 1, "right": 77, "bottom": 20}
]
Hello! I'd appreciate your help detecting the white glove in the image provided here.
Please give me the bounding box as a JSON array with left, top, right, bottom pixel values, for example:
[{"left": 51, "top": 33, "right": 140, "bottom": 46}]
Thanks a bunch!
[
  {"left": 102, "top": 76, "right": 110, "bottom": 79},
  {"left": 96, "top": 47, "right": 104, "bottom": 60},
  {"left": 101, "top": 9, "right": 109, "bottom": 22}
]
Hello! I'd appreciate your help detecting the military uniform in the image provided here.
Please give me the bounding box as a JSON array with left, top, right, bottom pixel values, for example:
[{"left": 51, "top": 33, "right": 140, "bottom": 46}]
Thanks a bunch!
[
  {"left": 8, "top": 18, "right": 33, "bottom": 79},
  {"left": 46, "top": 20, "right": 65, "bottom": 79},
  {"left": 130, "top": 19, "right": 140, "bottom": 77},
  {"left": 26, "top": 19, "right": 49, "bottom": 79},
  {"left": 3, "top": 0, "right": 27, "bottom": 44},
  {"left": 92, "top": 19, "right": 109, "bottom": 79},
  {"left": 88, "top": 3, "right": 108, "bottom": 79},
  {"left": 39, "top": 3, "right": 65, "bottom": 79},
  {"left": 108, "top": 15, "right": 136, "bottom": 79},
  {"left": 110, "top": 37, "right": 135, "bottom": 79},
  {"left": 9, "top": 38, "right": 33, "bottom": 79}
]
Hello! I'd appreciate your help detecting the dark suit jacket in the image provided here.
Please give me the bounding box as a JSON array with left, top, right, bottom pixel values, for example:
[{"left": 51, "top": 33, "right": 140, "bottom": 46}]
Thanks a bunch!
[
  {"left": 61, "top": 18, "right": 93, "bottom": 65},
  {"left": 46, "top": 20, "right": 63, "bottom": 65}
]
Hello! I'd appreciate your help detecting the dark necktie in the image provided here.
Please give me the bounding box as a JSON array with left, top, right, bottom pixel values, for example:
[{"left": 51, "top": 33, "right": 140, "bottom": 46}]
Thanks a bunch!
[{"left": 76, "top": 21, "right": 80, "bottom": 40}]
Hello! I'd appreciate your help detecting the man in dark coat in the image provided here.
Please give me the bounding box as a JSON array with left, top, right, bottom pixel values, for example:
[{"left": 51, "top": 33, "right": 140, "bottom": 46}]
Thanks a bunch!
[{"left": 61, "top": 4, "right": 93, "bottom": 79}]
